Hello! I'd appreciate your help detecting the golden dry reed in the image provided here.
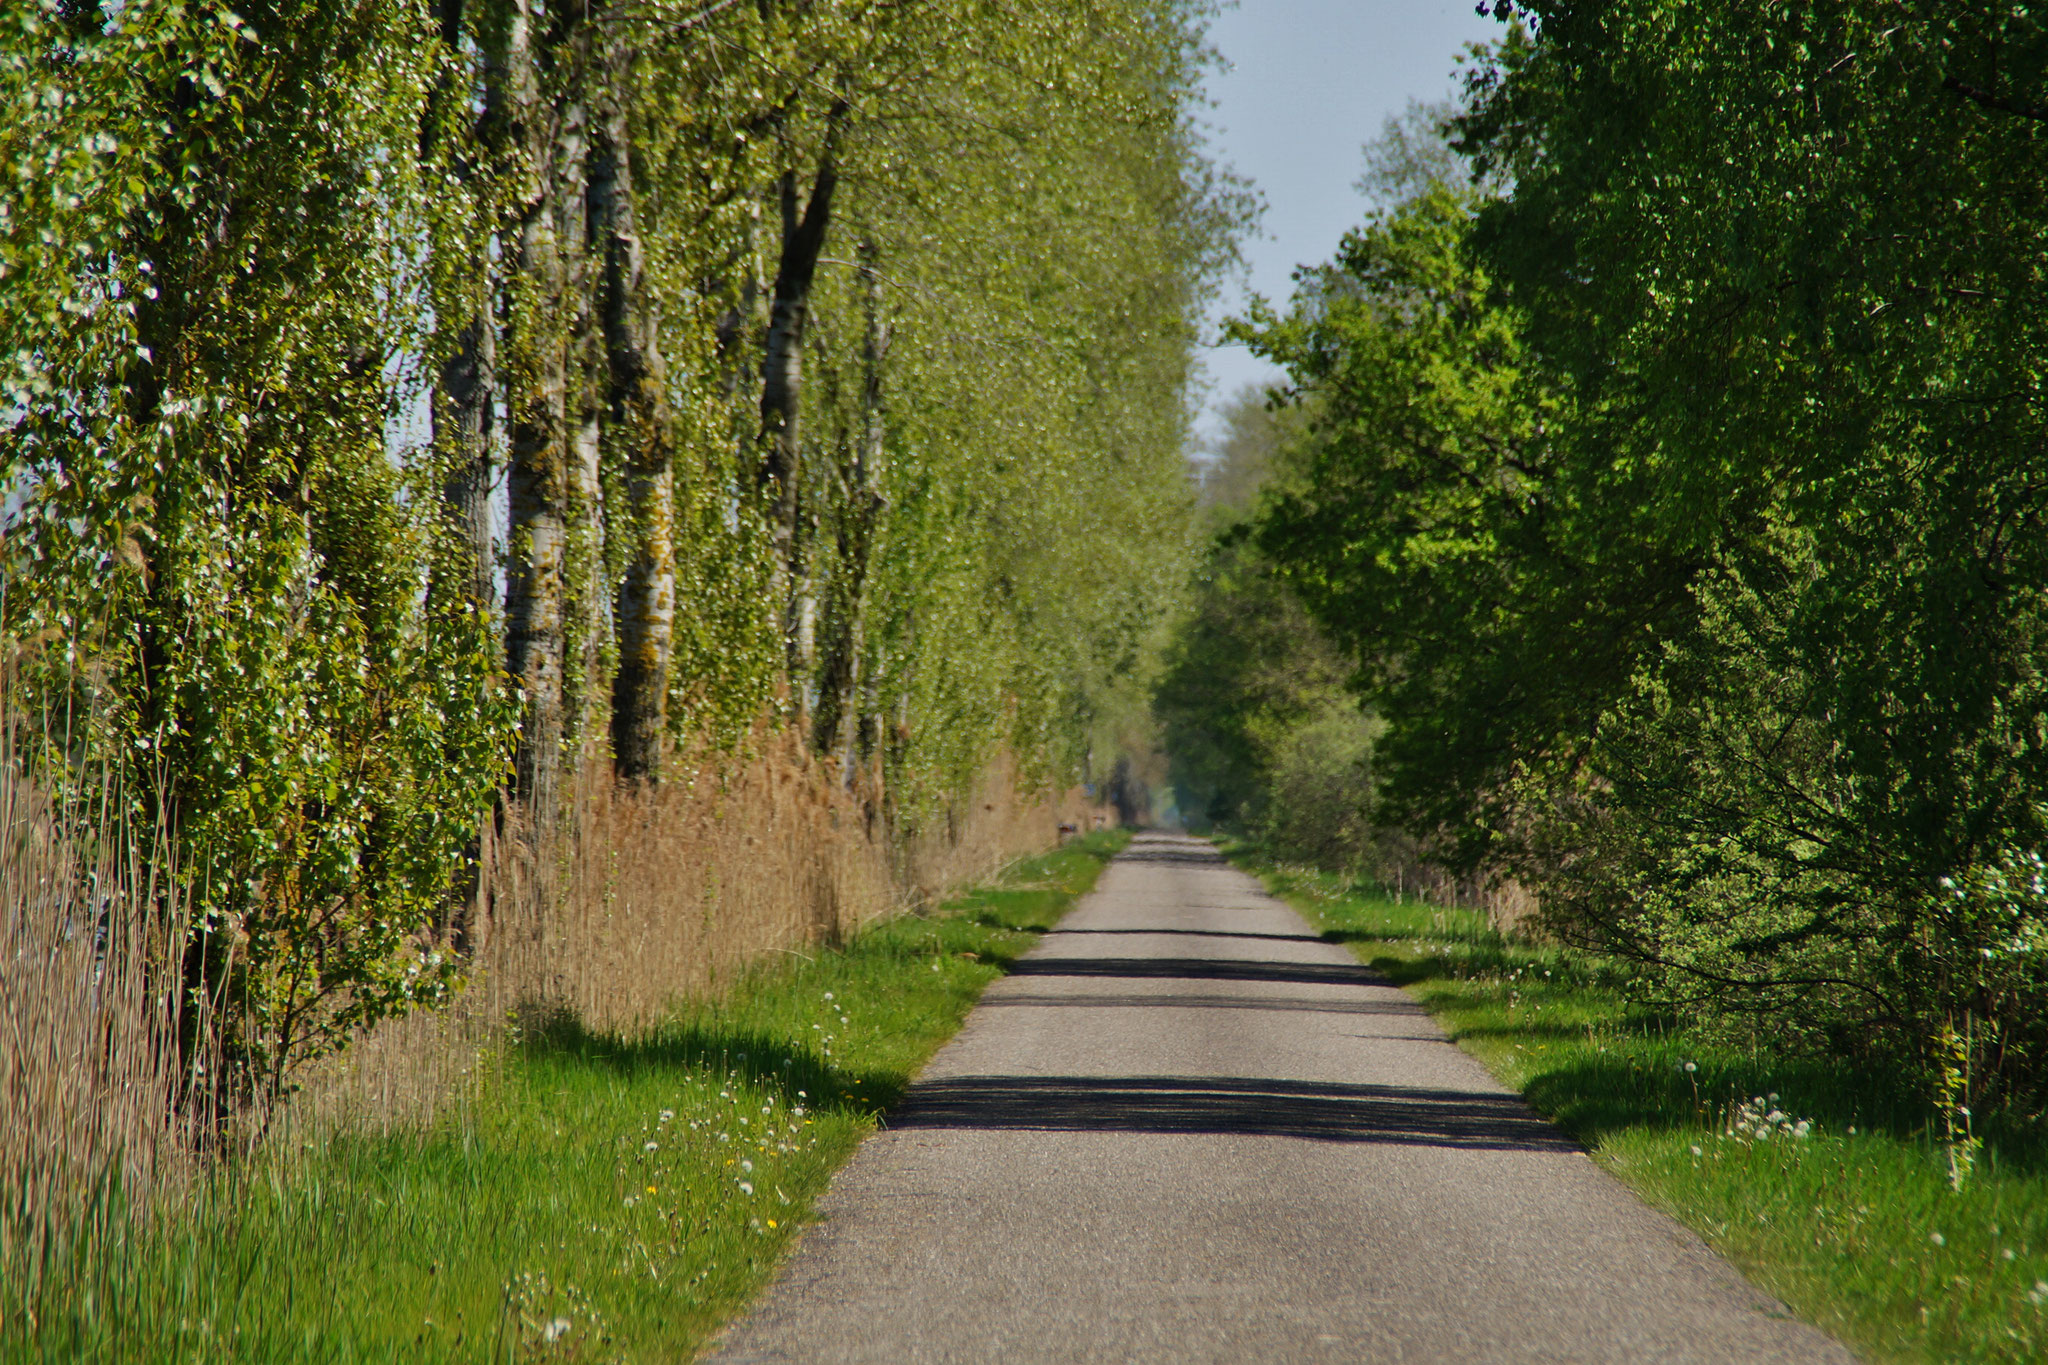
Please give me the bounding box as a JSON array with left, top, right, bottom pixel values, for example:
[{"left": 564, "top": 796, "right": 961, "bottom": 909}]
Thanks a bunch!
[
  {"left": 296, "top": 725, "right": 1097, "bottom": 1132},
  {"left": 0, "top": 745, "right": 204, "bottom": 1323}
]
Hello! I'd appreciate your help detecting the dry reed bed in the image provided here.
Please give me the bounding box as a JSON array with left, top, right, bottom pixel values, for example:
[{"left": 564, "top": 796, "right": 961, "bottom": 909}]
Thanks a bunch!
[
  {"left": 242, "top": 729, "right": 1090, "bottom": 1136},
  {"left": 0, "top": 765, "right": 199, "bottom": 1317}
]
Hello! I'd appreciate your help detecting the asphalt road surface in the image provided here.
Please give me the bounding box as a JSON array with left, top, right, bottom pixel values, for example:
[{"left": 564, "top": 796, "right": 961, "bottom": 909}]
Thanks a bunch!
[{"left": 710, "top": 833, "right": 1854, "bottom": 1363}]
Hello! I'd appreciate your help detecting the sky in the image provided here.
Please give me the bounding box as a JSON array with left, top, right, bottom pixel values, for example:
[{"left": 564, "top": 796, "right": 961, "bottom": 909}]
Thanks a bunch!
[{"left": 1192, "top": 0, "right": 1504, "bottom": 444}]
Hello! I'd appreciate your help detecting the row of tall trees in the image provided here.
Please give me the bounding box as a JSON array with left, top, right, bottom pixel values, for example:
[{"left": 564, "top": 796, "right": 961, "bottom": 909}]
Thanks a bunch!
[
  {"left": 1, "top": 0, "right": 1237, "bottom": 1096},
  {"left": 1224, "top": 6, "right": 2048, "bottom": 1103},
  {"left": 1155, "top": 388, "right": 1386, "bottom": 868}
]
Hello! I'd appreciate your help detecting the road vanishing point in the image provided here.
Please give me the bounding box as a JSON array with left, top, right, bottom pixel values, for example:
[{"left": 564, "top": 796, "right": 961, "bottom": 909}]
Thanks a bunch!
[{"left": 711, "top": 832, "right": 1856, "bottom": 1363}]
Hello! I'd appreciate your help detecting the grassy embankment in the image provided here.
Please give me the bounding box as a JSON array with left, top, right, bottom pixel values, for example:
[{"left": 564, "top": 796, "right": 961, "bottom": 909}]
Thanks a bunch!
[
  {"left": 13, "top": 831, "right": 1126, "bottom": 1365},
  {"left": 1235, "top": 854, "right": 2048, "bottom": 1365}
]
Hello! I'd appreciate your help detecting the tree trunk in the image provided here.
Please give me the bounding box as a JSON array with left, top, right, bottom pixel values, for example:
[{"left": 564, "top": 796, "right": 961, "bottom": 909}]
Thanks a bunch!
[
  {"left": 758, "top": 103, "right": 848, "bottom": 701},
  {"left": 427, "top": 0, "right": 496, "bottom": 615},
  {"left": 555, "top": 31, "right": 610, "bottom": 767},
  {"left": 435, "top": 314, "right": 496, "bottom": 609},
  {"left": 499, "top": 0, "right": 569, "bottom": 825},
  {"left": 813, "top": 240, "right": 888, "bottom": 781},
  {"left": 595, "top": 85, "right": 675, "bottom": 783}
]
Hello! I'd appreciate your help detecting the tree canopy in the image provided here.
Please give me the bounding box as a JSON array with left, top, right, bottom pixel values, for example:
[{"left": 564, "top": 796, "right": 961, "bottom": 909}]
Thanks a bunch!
[
  {"left": 1222, "top": 5, "right": 2048, "bottom": 1100},
  {"left": 1, "top": 0, "right": 1242, "bottom": 1096}
]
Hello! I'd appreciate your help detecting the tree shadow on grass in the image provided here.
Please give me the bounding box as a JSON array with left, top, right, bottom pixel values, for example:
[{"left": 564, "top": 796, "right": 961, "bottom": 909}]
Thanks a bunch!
[
  {"left": 1484, "top": 1040, "right": 2048, "bottom": 1174},
  {"left": 1007, "top": 956, "right": 1382, "bottom": 988},
  {"left": 1318, "top": 927, "right": 1487, "bottom": 948},
  {"left": 519, "top": 1009, "right": 907, "bottom": 1118},
  {"left": 1352, "top": 953, "right": 1494, "bottom": 988},
  {"left": 1448, "top": 1021, "right": 1600, "bottom": 1043},
  {"left": 1516, "top": 1054, "right": 1944, "bottom": 1154}
]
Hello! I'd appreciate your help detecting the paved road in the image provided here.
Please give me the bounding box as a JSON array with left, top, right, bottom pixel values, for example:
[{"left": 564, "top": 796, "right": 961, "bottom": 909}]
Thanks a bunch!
[{"left": 710, "top": 833, "right": 1854, "bottom": 1363}]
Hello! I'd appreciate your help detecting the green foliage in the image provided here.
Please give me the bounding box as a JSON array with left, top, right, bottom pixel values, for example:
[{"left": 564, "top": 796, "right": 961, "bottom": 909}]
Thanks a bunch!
[
  {"left": 772, "top": 0, "right": 1241, "bottom": 814},
  {"left": 1155, "top": 389, "right": 1390, "bottom": 864},
  {"left": 1154, "top": 530, "right": 1375, "bottom": 855},
  {"left": 1230, "top": 181, "right": 1572, "bottom": 862},
  {"left": 2, "top": 0, "right": 514, "bottom": 1094},
  {"left": 1228, "top": 8, "right": 2048, "bottom": 1104},
  {"left": 1461, "top": 2, "right": 2048, "bottom": 1090},
  {"left": 1, "top": 0, "right": 1236, "bottom": 1093}
]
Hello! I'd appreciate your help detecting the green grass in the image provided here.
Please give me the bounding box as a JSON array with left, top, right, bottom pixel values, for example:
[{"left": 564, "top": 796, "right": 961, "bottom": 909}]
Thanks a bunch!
[
  {"left": 10, "top": 830, "right": 1127, "bottom": 1364},
  {"left": 1240, "top": 856, "right": 2048, "bottom": 1365}
]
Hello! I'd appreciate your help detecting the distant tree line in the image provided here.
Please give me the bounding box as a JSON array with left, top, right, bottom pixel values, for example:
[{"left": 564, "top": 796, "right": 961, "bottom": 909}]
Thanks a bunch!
[
  {"left": 0, "top": 0, "right": 1240, "bottom": 1100},
  {"left": 1200, "top": 5, "right": 2048, "bottom": 1104}
]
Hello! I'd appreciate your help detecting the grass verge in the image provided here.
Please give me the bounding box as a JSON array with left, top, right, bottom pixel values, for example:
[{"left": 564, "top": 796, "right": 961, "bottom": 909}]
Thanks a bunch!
[
  {"left": 1236, "top": 854, "right": 2048, "bottom": 1365},
  {"left": 10, "top": 830, "right": 1127, "bottom": 1364}
]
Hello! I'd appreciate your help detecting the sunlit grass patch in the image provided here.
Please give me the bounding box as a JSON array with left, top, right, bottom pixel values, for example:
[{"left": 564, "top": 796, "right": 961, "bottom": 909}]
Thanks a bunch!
[
  {"left": 1243, "top": 856, "right": 2048, "bottom": 1365},
  {"left": 6, "top": 831, "right": 1126, "bottom": 1364}
]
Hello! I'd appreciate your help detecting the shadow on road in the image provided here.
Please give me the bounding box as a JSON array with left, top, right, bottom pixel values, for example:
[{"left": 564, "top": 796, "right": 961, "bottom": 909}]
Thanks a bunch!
[
  {"left": 1046, "top": 926, "right": 1324, "bottom": 945},
  {"left": 1008, "top": 956, "right": 1381, "bottom": 988},
  {"left": 1110, "top": 843, "right": 1229, "bottom": 868},
  {"left": 891, "top": 1074, "right": 1575, "bottom": 1151},
  {"left": 980, "top": 991, "right": 1432, "bottom": 1018}
]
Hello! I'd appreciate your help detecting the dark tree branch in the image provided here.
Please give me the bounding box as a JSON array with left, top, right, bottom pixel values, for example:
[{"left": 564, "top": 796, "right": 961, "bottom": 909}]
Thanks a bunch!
[{"left": 1943, "top": 74, "right": 2048, "bottom": 123}]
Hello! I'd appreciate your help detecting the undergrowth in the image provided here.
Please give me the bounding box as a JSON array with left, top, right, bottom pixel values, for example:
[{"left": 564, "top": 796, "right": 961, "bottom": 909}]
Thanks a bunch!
[
  {"left": 5, "top": 830, "right": 1126, "bottom": 1364},
  {"left": 1239, "top": 854, "right": 2048, "bottom": 1365}
]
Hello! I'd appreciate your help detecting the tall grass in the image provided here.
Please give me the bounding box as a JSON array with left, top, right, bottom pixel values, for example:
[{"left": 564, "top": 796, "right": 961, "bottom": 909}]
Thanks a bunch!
[{"left": 0, "top": 739, "right": 198, "bottom": 1336}]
